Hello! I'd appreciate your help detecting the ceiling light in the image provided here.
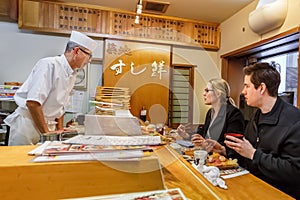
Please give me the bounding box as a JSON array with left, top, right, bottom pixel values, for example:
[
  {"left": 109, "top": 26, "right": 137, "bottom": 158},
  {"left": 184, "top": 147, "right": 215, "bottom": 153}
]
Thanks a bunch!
[
  {"left": 137, "top": 4, "right": 143, "bottom": 14},
  {"left": 136, "top": 0, "right": 143, "bottom": 14},
  {"left": 134, "top": 0, "right": 143, "bottom": 24}
]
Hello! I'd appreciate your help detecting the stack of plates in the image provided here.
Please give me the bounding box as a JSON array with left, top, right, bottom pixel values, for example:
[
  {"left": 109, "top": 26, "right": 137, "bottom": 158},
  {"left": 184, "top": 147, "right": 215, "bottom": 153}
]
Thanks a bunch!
[{"left": 94, "top": 86, "right": 131, "bottom": 115}]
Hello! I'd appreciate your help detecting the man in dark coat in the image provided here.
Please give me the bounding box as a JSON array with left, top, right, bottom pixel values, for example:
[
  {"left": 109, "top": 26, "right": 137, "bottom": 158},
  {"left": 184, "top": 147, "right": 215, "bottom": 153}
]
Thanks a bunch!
[{"left": 225, "top": 62, "right": 300, "bottom": 199}]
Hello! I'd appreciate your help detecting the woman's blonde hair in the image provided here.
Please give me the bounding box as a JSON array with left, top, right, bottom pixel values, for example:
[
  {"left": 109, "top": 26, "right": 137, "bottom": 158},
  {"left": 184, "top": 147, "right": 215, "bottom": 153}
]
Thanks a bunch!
[{"left": 208, "top": 78, "right": 235, "bottom": 106}]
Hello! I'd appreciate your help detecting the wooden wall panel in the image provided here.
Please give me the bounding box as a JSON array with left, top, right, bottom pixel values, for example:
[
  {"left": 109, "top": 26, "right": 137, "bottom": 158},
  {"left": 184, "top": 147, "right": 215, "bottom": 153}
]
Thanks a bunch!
[
  {"left": 0, "top": 0, "right": 17, "bottom": 21},
  {"left": 225, "top": 58, "right": 246, "bottom": 106},
  {"left": 18, "top": 0, "right": 220, "bottom": 50}
]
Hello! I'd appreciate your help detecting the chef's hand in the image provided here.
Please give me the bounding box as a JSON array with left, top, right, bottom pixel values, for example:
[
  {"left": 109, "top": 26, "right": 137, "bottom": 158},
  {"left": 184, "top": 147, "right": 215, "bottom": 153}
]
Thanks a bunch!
[
  {"left": 42, "top": 129, "right": 64, "bottom": 135},
  {"left": 63, "top": 127, "right": 78, "bottom": 132},
  {"left": 54, "top": 128, "right": 78, "bottom": 135},
  {"left": 224, "top": 136, "right": 256, "bottom": 160}
]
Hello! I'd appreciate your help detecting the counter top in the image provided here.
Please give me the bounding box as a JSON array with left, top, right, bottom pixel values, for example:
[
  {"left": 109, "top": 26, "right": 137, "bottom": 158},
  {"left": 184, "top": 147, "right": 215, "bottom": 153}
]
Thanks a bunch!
[
  {"left": 154, "top": 145, "right": 294, "bottom": 200},
  {"left": 0, "top": 145, "right": 294, "bottom": 200},
  {"left": 0, "top": 145, "right": 164, "bottom": 199}
]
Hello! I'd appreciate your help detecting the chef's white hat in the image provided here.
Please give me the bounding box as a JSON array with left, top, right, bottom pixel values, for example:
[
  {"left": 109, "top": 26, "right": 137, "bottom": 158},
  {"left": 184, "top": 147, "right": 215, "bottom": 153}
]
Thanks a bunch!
[{"left": 70, "top": 31, "right": 97, "bottom": 52}]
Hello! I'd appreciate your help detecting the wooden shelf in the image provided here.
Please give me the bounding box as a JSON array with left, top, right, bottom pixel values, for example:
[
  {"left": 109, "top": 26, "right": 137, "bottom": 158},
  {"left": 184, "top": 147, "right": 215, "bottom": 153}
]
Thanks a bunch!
[
  {"left": 0, "top": 0, "right": 17, "bottom": 22},
  {"left": 18, "top": 0, "right": 220, "bottom": 50}
]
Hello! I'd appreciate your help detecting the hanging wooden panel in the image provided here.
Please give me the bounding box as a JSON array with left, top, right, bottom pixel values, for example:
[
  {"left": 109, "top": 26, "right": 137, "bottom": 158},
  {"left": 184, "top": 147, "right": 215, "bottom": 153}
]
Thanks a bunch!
[{"left": 19, "top": 0, "right": 220, "bottom": 50}]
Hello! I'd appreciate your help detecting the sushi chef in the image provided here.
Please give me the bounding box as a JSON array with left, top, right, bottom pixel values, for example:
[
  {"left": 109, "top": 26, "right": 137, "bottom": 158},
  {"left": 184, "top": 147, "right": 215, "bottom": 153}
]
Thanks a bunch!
[{"left": 4, "top": 31, "right": 97, "bottom": 145}]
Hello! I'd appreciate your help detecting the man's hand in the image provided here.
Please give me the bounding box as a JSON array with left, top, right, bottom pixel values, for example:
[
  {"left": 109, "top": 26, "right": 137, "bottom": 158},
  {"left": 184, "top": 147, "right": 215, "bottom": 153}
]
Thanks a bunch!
[{"left": 224, "top": 136, "right": 256, "bottom": 159}]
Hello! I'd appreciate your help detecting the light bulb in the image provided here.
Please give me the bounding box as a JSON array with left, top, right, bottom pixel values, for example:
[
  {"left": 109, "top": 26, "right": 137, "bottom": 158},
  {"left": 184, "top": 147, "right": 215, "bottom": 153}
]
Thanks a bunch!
[{"left": 137, "top": 4, "right": 143, "bottom": 14}]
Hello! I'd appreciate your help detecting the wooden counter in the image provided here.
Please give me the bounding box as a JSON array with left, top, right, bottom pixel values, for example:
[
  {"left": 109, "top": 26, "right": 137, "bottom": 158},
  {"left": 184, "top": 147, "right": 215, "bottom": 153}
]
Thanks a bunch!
[
  {"left": 0, "top": 146, "right": 165, "bottom": 199},
  {"left": 154, "top": 146, "right": 294, "bottom": 200},
  {"left": 0, "top": 145, "right": 294, "bottom": 200}
]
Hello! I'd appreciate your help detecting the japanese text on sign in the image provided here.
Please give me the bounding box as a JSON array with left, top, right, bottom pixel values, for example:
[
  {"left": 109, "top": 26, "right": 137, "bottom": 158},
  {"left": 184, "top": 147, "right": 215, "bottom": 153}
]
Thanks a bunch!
[{"left": 110, "top": 60, "right": 167, "bottom": 80}]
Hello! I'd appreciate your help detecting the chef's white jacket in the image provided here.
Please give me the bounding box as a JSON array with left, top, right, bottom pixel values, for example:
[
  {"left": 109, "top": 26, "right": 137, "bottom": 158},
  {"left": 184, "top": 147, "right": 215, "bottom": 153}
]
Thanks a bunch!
[{"left": 4, "top": 54, "right": 76, "bottom": 145}]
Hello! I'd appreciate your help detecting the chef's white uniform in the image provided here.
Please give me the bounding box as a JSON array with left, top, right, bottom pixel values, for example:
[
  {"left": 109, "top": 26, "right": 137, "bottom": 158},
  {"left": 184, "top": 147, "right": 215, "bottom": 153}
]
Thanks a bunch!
[{"left": 4, "top": 55, "right": 76, "bottom": 145}]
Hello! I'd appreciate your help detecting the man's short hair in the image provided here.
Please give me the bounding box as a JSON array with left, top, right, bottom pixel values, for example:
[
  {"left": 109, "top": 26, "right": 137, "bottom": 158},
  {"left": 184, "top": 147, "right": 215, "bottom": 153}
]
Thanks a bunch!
[
  {"left": 243, "top": 62, "right": 281, "bottom": 97},
  {"left": 65, "top": 41, "right": 81, "bottom": 52}
]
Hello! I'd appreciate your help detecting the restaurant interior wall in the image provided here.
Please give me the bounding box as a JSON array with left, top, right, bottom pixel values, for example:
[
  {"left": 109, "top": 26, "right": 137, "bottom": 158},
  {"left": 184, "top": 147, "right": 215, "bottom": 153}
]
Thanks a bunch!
[
  {"left": 219, "top": 0, "right": 300, "bottom": 61},
  {"left": 0, "top": 21, "right": 219, "bottom": 125},
  {"left": 218, "top": 0, "right": 300, "bottom": 106},
  {"left": 172, "top": 47, "right": 219, "bottom": 124}
]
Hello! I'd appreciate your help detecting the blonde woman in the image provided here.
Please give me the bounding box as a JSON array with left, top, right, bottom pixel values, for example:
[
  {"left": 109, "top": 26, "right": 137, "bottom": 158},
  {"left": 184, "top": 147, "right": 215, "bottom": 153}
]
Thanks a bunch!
[{"left": 178, "top": 78, "right": 245, "bottom": 158}]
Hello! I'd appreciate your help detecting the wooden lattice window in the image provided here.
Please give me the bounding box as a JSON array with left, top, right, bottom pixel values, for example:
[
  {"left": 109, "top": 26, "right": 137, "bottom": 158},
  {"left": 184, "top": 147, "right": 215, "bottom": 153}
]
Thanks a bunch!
[{"left": 169, "top": 64, "right": 195, "bottom": 128}]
